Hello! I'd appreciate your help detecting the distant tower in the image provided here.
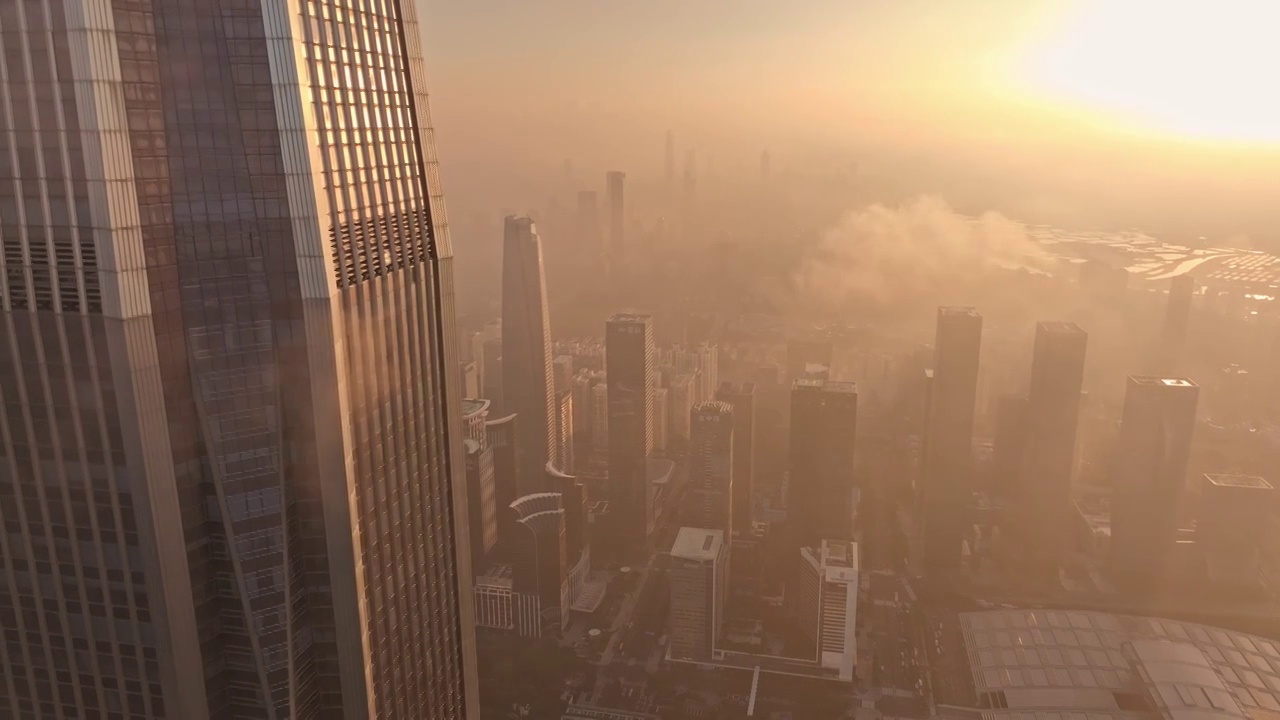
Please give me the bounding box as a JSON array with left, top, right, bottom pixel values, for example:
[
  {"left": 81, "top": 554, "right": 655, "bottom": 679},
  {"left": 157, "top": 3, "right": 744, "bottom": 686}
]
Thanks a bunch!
[
  {"left": 1158, "top": 275, "right": 1195, "bottom": 372},
  {"left": 991, "top": 395, "right": 1029, "bottom": 493},
  {"left": 761, "top": 150, "right": 771, "bottom": 181},
  {"left": 789, "top": 380, "right": 859, "bottom": 549},
  {"left": 606, "top": 313, "right": 657, "bottom": 557},
  {"left": 689, "top": 401, "right": 735, "bottom": 536},
  {"left": 922, "top": 307, "right": 983, "bottom": 571},
  {"left": 1199, "top": 474, "right": 1273, "bottom": 590},
  {"left": 465, "top": 438, "right": 499, "bottom": 570},
  {"left": 1109, "top": 376, "right": 1199, "bottom": 590},
  {"left": 716, "top": 382, "right": 757, "bottom": 532},
  {"left": 792, "top": 540, "right": 859, "bottom": 682},
  {"left": 665, "top": 130, "right": 676, "bottom": 187},
  {"left": 502, "top": 217, "right": 559, "bottom": 495},
  {"left": 683, "top": 149, "right": 697, "bottom": 201},
  {"left": 507, "top": 494, "right": 569, "bottom": 631},
  {"left": 1019, "top": 322, "right": 1088, "bottom": 581},
  {"left": 668, "top": 528, "right": 728, "bottom": 661},
  {"left": 606, "top": 171, "right": 626, "bottom": 260}
]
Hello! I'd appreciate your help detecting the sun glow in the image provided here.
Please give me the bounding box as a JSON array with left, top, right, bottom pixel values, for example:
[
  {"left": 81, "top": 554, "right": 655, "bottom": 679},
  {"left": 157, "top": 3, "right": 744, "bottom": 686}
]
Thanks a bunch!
[{"left": 1018, "top": 0, "right": 1280, "bottom": 144}]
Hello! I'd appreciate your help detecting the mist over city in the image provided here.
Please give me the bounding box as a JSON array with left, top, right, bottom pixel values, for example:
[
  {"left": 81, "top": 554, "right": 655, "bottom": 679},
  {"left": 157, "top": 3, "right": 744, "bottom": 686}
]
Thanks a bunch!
[{"left": 2, "top": 1, "right": 1280, "bottom": 719}]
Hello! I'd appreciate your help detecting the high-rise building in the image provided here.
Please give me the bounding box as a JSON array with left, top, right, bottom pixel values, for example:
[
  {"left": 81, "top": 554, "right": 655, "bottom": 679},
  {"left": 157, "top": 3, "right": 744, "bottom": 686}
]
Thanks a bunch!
[
  {"left": 1109, "top": 377, "right": 1199, "bottom": 588},
  {"left": 461, "top": 359, "right": 482, "bottom": 399},
  {"left": 463, "top": 397, "right": 493, "bottom": 445},
  {"left": 1158, "top": 275, "right": 1195, "bottom": 372},
  {"left": 689, "top": 402, "right": 735, "bottom": 536},
  {"left": 606, "top": 171, "right": 626, "bottom": 260},
  {"left": 0, "top": 0, "right": 479, "bottom": 716},
  {"left": 502, "top": 217, "right": 558, "bottom": 495},
  {"left": 791, "top": 540, "right": 860, "bottom": 682},
  {"left": 466, "top": 439, "right": 500, "bottom": 570},
  {"left": 668, "top": 528, "right": 728, "bottom": 661},
  {"left": 1199, "top": 474, "right": 1272, "bottom": 589},
  {"left": 696, "top": 342, "right": 719, "bottom": 401},
  {"left": 669, "top": 373, "right": 697, "bottom": 443},
  {"left": 483, "top": 330, "right": 505, "bottom": 410},
  {"left": 591, "top": 383, "right": 610, "bottom": 449},
  {"left": 652, "top": 388, "right": 670, "bottom": 453},
  {"left": 554, "top": 354, "right": 576, "bottom": 395},
  {"left": 717, "top": 382, "right": 757, "bottom": 533},
  {"left": 789, "top": 380, "right": 859, "bottom": 549},
  {"left": 549, "top": 468, "right": 592, "bottom": 610},
  {"left": 556, "top": 390, "right": 576, "bottom": 475},
  {"left": 606, "top": 314, "right": 657, "bottom": 557},
  {"left": 922, "top": 307, "right": 983, "bottom": 570},
  {"left": 1019, "top": 322, "right": 1088, "bottom": 580},
  {"left": 991, "top": 395, "right": 1028, "bottom": 492},
  {"left": 487, "top": 413, "right": 521, "bottom": 522},
  {"left": 507, "top": 494, "right": 569, "bottom": 632}
]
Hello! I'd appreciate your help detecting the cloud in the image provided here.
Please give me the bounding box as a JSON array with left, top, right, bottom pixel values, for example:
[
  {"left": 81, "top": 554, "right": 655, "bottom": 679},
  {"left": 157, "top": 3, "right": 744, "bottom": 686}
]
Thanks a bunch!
[{"left": 792, "top": 196, "right": 1047, "bottom": 310}]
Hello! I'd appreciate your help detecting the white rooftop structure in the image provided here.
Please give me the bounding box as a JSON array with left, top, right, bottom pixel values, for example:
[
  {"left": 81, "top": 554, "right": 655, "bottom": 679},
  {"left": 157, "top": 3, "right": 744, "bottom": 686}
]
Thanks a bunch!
[{"left": 671, "top": 527, "right": 724, "bottom": 562}]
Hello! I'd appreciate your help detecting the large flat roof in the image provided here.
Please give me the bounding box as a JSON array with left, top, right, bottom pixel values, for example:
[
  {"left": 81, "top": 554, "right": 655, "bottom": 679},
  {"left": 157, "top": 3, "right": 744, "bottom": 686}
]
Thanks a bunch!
[
  {"left": 1205, "top": 474, "right": 1272, "bottom": 490},
  {"left": 670, "top": 527, "right": 723, "bottom": 562},
  {"left": 958, "top": 609, "right": 1279, "bottom": 720}
]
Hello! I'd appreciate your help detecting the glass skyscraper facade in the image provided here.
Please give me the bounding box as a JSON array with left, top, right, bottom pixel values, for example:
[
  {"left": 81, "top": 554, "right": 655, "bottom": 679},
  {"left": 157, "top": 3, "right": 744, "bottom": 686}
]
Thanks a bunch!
[{"left": 0, "top": 0, "right": 478, "bottom": 717}]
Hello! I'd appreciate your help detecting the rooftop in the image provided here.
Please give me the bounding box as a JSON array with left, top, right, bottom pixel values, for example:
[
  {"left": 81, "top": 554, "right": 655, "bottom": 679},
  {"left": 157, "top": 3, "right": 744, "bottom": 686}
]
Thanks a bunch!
[
  {"left": 462, "top": 398, "right": 490, "bottom": 418},
  {"left": 1205, "top": 474, "right": 1273, "bottom": 490},
  {"left": 1040, "top": 320, "right": 1086, "bottom": 335},
  {"left": 958, "top": 609, "right": 1280, "bottom": 720},
  {"left": 670, "top": 527, "right": 723, "bottom": 562},
  {"left": 1130, "top": 376, "right": 1199, "bottom": 388},
  {"left": 940, "top": 306, "right": 981, "bottom": 318},
  {"left": 607, "top": 312, "right": 651, "bottom": 324},
  {"left": 647, "top": 458, "right": 675, "bottom": 485}
]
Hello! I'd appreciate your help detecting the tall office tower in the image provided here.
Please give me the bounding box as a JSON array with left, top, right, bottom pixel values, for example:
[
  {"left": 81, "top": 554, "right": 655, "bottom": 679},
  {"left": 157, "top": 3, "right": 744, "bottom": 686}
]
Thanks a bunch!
[
  {"left": 463, "top": 398, "right": 493, "bottom": 445},
  {"left": 606, "top": 313, "right": 657, "bottom": 556},
  {"left": 1158, "top": 275, "right": 1195, "bottom": 372},
  {"left": 502, "top": 217, "right": 558, "bottom": 495},
  {"left": 571, "top": 369, "right": 597, "bottom": 444},
  {"left": 591, "top": 383, "right": 610, "bottom": 448},
  {"left": 787, "top": 339, "right": 834, "bottom": 382},
  {"left": 669, "top": 373, "right": 697, "bottom": 443},
  {"left": 461, "top": 359, "right": 482, "bottom": 399},
  {"left": 549, "top": 468, "right": 591, "bottom": 609},
  {"left": 553, "top": 354, "right": 576, "bottom": 395},
  {"left": 665, "top": 130, "right": 676, "bottom": 188},
  {"left": 556, "top": 390, "right": 576, "bottom": 475},
  {"left": 1019, "top": 322, "right": 1088, "bottom": 581},
  {"left": 576, "top": 190, "right": 600, "bottom": 254},
  {"left": 668, "top": 528, "right": 728, "bottom": 661},
  {"left": 483, "top": 334, "right": 505, "bottom": 409},
  {"left": 792, "top": 540, "right": 860, "bottom": 682},
  {"left": 922, "top": 307, "right": 983, "bottom": 571},
  {"left": 606, "top": 171, "right": 626, "bottom": 260},
  {"left": 466, "top": 439, "right": 500, "bottom": 571},
  {"left": 0, "top": 0, "right": 480, "bottom": 716},
  {"left": 991, "top": 395, "right": 1028, "bottom": 493},
  {"left": 507, "top": 494, "right": 569, "bottom": 632},
  {"left": 652, "top": 388, "right": 670, "bottom": 453},
  {"left": 487, "top": 413, "right": 521, "bottom": 522},
  {"left": 689, "top": 402, "right": 736, "bottom": 536},
  {"left": 1199, "top": 474, "right": 1272, "bottom": 589},
  {"left": 789, "top": 380, "right": 859, "bottom": 549},
  {"left": 1109, "top": 377, "right": 1199, "bottom": 589},
  {"left": 696, "top": 342, "right": 719, "bottom": 400},
  {"left": 717, "top": 382, "right": 757, "bottom": 533}
]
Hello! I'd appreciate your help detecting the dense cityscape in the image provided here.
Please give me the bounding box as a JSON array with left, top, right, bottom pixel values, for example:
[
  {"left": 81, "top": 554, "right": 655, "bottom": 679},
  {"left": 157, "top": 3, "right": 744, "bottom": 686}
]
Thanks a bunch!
[{"left": 3, "top": 1, "right": 1280, "bottom": 720}]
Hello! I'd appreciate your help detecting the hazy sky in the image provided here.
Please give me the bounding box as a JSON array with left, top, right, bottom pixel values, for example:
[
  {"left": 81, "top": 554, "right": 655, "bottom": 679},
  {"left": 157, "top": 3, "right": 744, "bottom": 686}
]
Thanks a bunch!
[{"left": 421, "top": 0, "right": 1280, "bottom": 242}]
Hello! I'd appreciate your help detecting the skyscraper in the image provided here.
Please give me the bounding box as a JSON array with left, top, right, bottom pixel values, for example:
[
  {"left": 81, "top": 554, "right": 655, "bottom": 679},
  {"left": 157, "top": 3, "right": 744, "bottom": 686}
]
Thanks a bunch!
[
  {"left": 1019, "top": 322, "right": 1088, "bottom": 580},
  {"left": 689, "top": 401, "right": 735, "bottom": 536},
  {"left": 1158, "top": 275, "right": 1195, "bottom": 372},
  {"left": 466, "top": 439, "right": 500, "bottom": 571},
  {"left": 0, "top": 0, "right": 478, "bottom": 716},
  {"left": 507, "top": 494, "right": 569, "bottom": 632},
  {"left": 991, "top": 395, "right": 1029, "bottom": 492},
  {"left": 1110, "top": 377, "right": 1199, "bottom": 588},
  {"left": 668, "top": 528, "right": 728, "bottom": 661},
  {"left": 606, "top": 313, "right": 657, "bottom": 557},
  {"left": 502, "top": 217, "right": 558, "bottom": 495},
  {"left": 788, "top": 380, "right": 859, "bottom": 550},
  {"left": 716, "top": 382, "right": 757, "bottom": 533},
  {"left": 922, "top": 307, "right": 983, "bottom": 570},
  {"left": 606, "top": 171, "right": 626, "bottom": 261},
  {"left": 1199, "top": 474, "right": 1272, "bottom": 589}
]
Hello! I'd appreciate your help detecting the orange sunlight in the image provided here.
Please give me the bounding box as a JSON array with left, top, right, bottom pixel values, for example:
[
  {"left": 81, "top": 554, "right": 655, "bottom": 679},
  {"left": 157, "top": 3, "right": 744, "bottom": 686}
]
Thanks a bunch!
[{"left": 1016, "top": 0, "right": 1280, "bottom": 145}]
